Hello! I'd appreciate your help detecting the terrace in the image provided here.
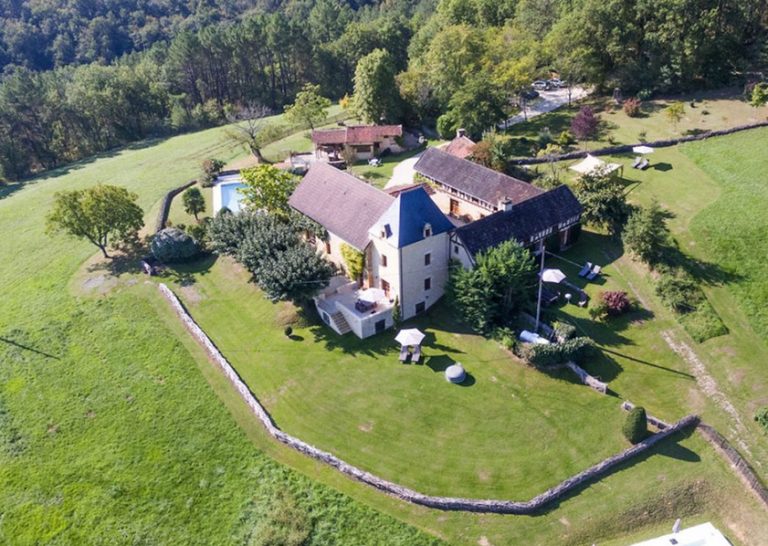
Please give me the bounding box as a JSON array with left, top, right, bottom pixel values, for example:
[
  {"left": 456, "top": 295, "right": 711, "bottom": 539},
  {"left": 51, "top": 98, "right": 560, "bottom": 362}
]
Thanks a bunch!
[{"left": 314, "top": 276, "right": 395, "bottom": 338}]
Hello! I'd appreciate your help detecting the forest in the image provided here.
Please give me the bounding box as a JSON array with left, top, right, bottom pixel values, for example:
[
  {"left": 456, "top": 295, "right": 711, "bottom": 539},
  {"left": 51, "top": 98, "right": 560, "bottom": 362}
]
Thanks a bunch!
[{"left": 1, "top": 0, "right": 766, "bottom": 181}]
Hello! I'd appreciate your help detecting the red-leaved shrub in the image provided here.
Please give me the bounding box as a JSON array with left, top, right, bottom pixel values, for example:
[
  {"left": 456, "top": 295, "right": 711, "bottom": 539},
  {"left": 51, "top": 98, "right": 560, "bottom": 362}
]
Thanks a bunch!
[
  {"left": 623, "top": 97, "right": 642, "bottom": 117},
  {"left": 600, "top": 291, "right": 632, "bottom": 316}
]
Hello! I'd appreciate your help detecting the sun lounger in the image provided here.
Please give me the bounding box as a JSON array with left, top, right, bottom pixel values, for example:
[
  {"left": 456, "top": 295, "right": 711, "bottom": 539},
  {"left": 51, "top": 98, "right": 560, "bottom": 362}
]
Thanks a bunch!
[
  {"left": 632, "top": 156, "right": 642, "bottom": 168},
  {"left": 411, "top": 345, "right": 421, "bottom": 363},
  {"left": 638, "top": 158, "right": 650, "bottom": 170},
  {"left": 578, "top": 262, "right": 592, "bottom": 277},
  {"left": 586, "top": 265, "right": 602, "bottom": 281},
  {"left": 399, "top": 346, "right": 409, "bottom": 362}
]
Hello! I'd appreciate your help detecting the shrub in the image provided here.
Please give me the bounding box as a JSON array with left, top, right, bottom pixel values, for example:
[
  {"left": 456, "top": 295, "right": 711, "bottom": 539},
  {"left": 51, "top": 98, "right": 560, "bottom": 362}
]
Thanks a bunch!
[
  {"left": 186, "top": 223, "right": 209, "bottom": 248},
  {"left": 516, "top": 336, "right": 596, "bottom": 367},
  {"left": 623, "top": 406, "right": 648, "bottom": 444},
  {"left": 600, "top": 291, "right": 633, "bottom": 316},
  {"left": 637, "top": 89, "right": 653, "bottom": 101},
  {"left": 552, "top": 320, "right": 576, "bottom": 341},
  {"left": 491, "top": 327, "right": 517, "bottom": 350},
  {"left": 537, "top": 127, "right": 553, "bottom": 147},
  {"left": 556, "top": 130, "right": 574, "bottom": 147},
  {"left": 200, "top": 158, "right": 225, "bottom": 187},
  {"left": 284, "top": 325, "right": 293, "bottom": 337},
  {"left": 151, "top": 227, "right": 200, "bottom": 263},
  {"left": 655, "top": 268, "right": 702, "bottom": 313},
  {"left": 755, "top": 407, "right": 768, "bottom": 433},
  {"left": 623, "top": 97, "right": 642, "bottom": 117},
  {"left": 680, "top": 301, "right": 728, "bottom": 343}
]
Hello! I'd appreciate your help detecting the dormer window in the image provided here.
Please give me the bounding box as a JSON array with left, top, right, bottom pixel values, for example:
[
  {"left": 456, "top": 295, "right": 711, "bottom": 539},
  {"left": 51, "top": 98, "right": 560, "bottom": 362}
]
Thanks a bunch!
[{"left": 423, "top": 223, "right": 432, "bottom": 238}]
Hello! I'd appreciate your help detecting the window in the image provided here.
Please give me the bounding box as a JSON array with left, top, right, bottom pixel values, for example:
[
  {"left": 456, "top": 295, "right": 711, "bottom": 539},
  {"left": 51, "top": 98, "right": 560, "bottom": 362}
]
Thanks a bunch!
[
  {"left": 325, "top": 241, "right": 331, "bottom": 254},
  {"left": 375, "top": 319, "right": 386, "bottom": 333},
  {"left": 450, "top": 198, "right": 460, "bottom": 216},
  {"left": 454, "top": 245, "right": 459, "bottom": 255},
  {"left": 424, "top": 252, "right": 431, "bottom": 266},
  {"left": 381, "top": 254, "right": 388, "bottom": 267},
  {"left": 381, "top": 279, "right": 390, "bottom": 296},
  {"left": 424, "top": 277, "right": 431, "bottom": 291},
  {"left": 423, "top": 223, "right": 432, "bottom": 238},
  {"left": 415, "top": 302, "right": 426, "bottom": 314}
]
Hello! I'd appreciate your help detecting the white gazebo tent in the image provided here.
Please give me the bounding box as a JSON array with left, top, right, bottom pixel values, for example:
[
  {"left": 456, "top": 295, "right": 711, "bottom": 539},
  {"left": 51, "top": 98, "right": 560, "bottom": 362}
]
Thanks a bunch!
[{"left": 569, "top": 154, "right": 623, "bottom": 177}]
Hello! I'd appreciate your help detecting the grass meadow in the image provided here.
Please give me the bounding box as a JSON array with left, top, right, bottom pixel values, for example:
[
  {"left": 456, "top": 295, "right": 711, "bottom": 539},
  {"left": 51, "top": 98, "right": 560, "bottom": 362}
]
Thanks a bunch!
[
  {"left": 0, "top": 125, "right": 441, "bottom": 545},
  {"left": 2, "top": 108, "right": 768, "bottom": 544}
]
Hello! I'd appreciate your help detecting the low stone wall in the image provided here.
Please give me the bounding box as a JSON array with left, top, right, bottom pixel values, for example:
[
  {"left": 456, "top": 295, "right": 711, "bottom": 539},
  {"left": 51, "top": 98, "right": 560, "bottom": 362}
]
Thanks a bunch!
[
  {"left": 566, "top": 361, "right": 608, "bottom": 394},
  {"left": 154, "top": 180, "right": 196, "bottom": 233},
  {"left": 158, "top": 282, "right": 700, "bottom": 514},
  {"left": 509, "top": 120, "right": 768, "bottom": 166},
  {"left": 697, "top": 423, "right": 768, "bottom": 509}
]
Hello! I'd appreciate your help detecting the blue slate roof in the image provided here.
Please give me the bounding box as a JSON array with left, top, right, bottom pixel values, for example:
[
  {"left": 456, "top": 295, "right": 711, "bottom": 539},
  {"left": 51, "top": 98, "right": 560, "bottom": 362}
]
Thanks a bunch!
[{"left": 375, "top": 186, "right": 454, "bottom": 248}]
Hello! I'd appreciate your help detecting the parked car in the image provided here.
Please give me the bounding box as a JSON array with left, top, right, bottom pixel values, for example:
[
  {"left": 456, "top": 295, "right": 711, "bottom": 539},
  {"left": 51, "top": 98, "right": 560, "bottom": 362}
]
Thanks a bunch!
[
  {"left": 520, "top": 89, "right": 540, "bottom": 101},
  {"left": 532, "top": 80, "right": 549, "bottom": 90},
  {"left": 548, "top": 78, "right": 563, "bottom": 88}
]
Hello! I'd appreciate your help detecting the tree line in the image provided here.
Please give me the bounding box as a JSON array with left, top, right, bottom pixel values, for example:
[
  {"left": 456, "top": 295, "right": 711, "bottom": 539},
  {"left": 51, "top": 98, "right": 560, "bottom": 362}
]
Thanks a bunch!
[{"left": 2, "top": 0, "right": 766, "bottom": 181}]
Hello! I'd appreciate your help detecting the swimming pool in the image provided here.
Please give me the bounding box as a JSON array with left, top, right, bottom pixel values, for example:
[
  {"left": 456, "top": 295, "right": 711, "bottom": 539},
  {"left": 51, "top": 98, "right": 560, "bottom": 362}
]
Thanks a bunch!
[{"left": 212, "top": 177, "right": 247, "bottom": 214}]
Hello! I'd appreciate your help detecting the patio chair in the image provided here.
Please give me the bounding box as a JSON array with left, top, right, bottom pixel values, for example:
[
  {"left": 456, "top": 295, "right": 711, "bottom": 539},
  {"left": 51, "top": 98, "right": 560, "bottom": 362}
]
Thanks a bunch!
[
  {"left": 399, "top": 346, "right": 409, "bottom": 362},
  {"left": 578, "top": 262, "right": 593, "bottom": 277},
  {"left": 586, "top": 265, "right": 602, "bottom": 281},
  {"left": 632, "top": 156, "right": 642, "bottom": 168},
  {"left": 411, "top": 345, "right": 421, "bottom": 364},
  {"left": 638, "top": 158, "right": 650, "bottom": 170}
]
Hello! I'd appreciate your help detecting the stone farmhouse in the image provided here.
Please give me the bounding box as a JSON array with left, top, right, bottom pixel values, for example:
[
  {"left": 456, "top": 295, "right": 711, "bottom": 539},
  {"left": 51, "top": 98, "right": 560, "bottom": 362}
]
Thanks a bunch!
[
  {"left": 289, "top": 156, "right": 582, "bottom": 339},
  {"left": 311, "top": 124, "right": 404, "bottom": 161},
  {"left": 414, "top": 147, "right": 543, "bottom": 223}
]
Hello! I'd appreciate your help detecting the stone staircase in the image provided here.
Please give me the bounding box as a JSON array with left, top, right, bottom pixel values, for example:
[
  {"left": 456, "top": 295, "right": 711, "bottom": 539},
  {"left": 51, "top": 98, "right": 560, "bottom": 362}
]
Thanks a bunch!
[{"left": 330, "top": 311, "right": 352, "bottom": 334}]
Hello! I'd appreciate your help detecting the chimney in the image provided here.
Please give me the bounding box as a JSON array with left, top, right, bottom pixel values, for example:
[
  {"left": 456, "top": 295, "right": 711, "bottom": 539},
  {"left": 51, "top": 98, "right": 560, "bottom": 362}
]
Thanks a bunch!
[
  {"left": 456, "top": 128, "right": 466, "bottom": 138},
  {"left": 499, "top": 199, "right": 513, "bottom": 212}
]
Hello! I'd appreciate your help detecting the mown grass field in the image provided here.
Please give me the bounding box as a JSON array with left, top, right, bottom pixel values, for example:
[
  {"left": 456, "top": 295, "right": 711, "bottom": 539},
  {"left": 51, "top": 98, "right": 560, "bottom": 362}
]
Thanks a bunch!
[
  {"left": 0, "top": 126, "right": 442, "bottom": 545},
  {"left": 548, "top": 128, "right": 768, "bottom": 486},
  {"left": 2, "top": 115, "right": 768, "bottom": 545}
]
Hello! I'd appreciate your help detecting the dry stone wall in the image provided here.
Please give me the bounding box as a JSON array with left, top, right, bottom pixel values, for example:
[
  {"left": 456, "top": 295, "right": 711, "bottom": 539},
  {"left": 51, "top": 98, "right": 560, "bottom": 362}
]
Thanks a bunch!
[
  {"left": 509, "top": 120, "right": 768, "bottom": 166},
  {"left": 158, "top": 282, "right": 700, "bottom": 514},
  {"left": 154, "top": 180, "right": 196, "bottom": 233}
]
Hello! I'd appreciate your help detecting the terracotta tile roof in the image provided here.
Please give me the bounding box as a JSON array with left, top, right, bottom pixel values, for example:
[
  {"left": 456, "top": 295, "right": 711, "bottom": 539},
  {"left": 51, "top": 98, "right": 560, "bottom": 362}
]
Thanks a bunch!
[
  {"left": 455, "top": 185, "right": 583, "bottom": 257},
  {"left": 442, "top": 135, "right": 476, "bottom": 159},
  {"left": 414, "top": 147, "right": 542, "bottom": 208},
  {"left": 311, "top": 125, "right": 403, "bottom": 146},
  {"left": 288, "top": 162, "right": 393, "bottom": 250}
]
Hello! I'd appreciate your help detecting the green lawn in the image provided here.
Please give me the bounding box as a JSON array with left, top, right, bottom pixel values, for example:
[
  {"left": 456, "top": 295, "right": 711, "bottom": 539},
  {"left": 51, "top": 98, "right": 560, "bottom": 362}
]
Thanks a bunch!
[
  {"left": 167, "top": 182, "right": 213, "bottom": 228},
  {"left": 507, "top": 88, "right": 768, "bottom": 156},
  {"left": 549, "top": 129, "right": 768, "bottom": 486},
  {"left": 260, "top": 104, "right": 350, "bottom": 162},
  {"left": 3, "top": 118, "right": 768, "bottom": 545},
  {"left": 0, "top": 126, "right": 441, "bottom": 545}
]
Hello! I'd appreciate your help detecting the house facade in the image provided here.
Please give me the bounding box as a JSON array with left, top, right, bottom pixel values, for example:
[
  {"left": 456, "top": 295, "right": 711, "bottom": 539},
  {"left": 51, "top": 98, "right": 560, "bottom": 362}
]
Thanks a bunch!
[
  {"left": 288, "top": 162, "right": 451, "bottom": 338},
  {"left": 414, "top": 147, "right": 542, "bottom": 223},
  {"left": 451, "top": 185, "right": 583, "bottom": 269},
  {"left": 311, "top": 124, "right": 404, "bottom": 160},
  {"left": 289, "top": 157, "right": 582, "bottom": 339}
]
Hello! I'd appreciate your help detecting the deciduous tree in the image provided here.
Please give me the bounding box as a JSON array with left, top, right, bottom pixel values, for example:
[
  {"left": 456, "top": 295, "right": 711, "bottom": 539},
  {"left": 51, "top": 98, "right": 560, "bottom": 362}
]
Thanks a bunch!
[
  {"left": 352, "top": 48, "right": 401, "bottom": 123},
  {"left": 284, "top": 83, "right": 331, "bottom": 130},
  {"left": 46, "top": 184, "right": 143, "bottom": 258},
  {"left": 622, "top": 200, "right": 673, "bottom": 266},
  {"left": 182, "top": 186, "right": 206, "bottom": 221},
  {"left": 239, "top": 165, "right": 297, "bottom": 217},
  {"left": 573, "top": 167, "right": 630, "bottom": 236}
]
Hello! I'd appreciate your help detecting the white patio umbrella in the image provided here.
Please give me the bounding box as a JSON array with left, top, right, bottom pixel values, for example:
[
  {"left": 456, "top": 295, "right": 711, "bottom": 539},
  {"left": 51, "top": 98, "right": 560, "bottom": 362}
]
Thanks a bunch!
[
  {"left": 395, "top": 328, "right": 425, "bottom": 347},
  {"left": 358, "top": 287, "right": 385, "bottom": 303},
  {"left": 540, "top": 268, "right": 566, "bottom": 284},
  {"left": 632, "top": 145, "right": 655, "bottom": 154}
]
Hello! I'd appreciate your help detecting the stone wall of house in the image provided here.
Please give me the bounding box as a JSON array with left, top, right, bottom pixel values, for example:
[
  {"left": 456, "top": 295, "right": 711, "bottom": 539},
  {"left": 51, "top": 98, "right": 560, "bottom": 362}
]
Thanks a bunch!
[{"left": 159, "top": 281, "right": 703, "bottom": 514}]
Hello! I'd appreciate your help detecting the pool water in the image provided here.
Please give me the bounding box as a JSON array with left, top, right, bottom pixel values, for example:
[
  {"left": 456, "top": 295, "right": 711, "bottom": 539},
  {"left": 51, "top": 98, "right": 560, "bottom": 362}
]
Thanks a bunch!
[{"left": 219, "top": 182, "right": 246, "bottom": 213}]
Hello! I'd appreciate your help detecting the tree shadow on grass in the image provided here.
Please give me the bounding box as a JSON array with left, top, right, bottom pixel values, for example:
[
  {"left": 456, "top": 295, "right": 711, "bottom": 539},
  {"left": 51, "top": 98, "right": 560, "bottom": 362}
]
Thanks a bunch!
[
  {"left": 161, "top": 253, "right": 218, "bottom": 286},
  {"left": 660, "top": 245, "right": 742, "bottom": 286},
  {"left": 529, "top": 425, "right": 700, "bottom": 515},
  {"left": 308, "top": 323, "right": 395, "bottom": 358},
  {"left": 0, "top": 336, "right": 60, "bottom": 360}
]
